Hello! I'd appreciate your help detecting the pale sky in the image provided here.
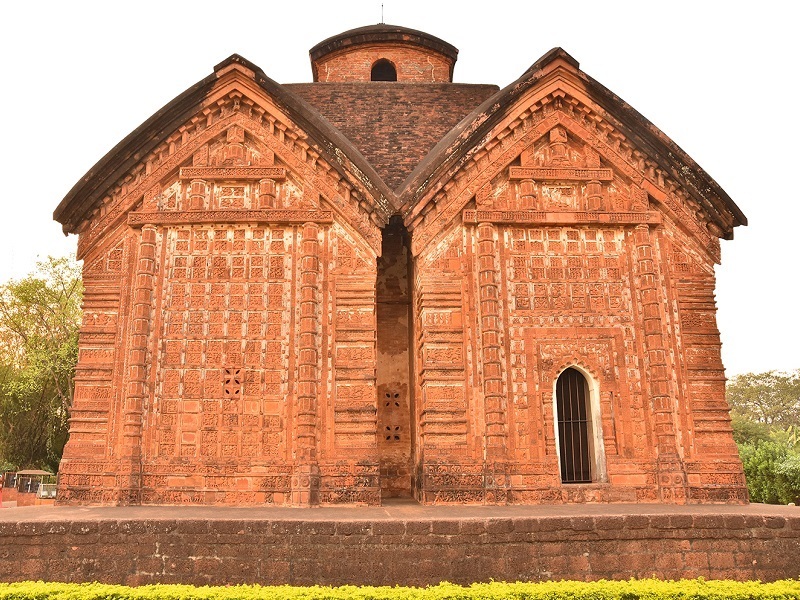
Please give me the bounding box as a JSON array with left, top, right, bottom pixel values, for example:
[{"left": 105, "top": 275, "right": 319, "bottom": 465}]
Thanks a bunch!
[{"left": 1, "top": 1, "right": 797, "bottom": 377}]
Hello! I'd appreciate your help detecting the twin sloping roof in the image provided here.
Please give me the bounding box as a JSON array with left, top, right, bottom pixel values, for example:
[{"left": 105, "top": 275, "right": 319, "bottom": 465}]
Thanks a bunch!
[
  {"left": 285, "top": 82, "right": 498, "bottom": 190},
  {"left": 54, "top": 26, "right": 746, "bottom": 239}
]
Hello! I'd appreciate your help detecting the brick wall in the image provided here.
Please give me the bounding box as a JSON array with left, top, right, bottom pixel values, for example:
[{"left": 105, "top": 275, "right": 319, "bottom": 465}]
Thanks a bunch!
[
  {"left": 406, "top": 119, "right": 747, "bottom": 504},
  {"left": 285, "top": 83, "right": 497, "bottom": 189},
  {"left": 312, "top": 45, "right": 454, "bottom": 83},
  {"left": 2, "top": 509, "right": 798, "bottom": 585}
]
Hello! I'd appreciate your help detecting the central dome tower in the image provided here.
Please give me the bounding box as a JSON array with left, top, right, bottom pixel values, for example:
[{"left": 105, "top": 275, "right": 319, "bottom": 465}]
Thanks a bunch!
[{"left": 309, "top": 24, "right": 458, "bottom": 83}]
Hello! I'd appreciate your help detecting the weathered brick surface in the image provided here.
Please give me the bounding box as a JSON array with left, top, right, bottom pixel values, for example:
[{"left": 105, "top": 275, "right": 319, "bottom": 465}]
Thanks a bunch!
[
  {"left": 314, "top": 45, "right": 454, "bottom": 83},
  {"left": 285, "top": 83, "right": 497, "bottom": 192},
  {"left": 309, "top": 25, "right": 458, "bottom": 84},
  {"left": 54, "top": 27, "right": 748, "bottom": 508},
  {"left": 1, "top": 510, "right": 799, "bottom": 585}
]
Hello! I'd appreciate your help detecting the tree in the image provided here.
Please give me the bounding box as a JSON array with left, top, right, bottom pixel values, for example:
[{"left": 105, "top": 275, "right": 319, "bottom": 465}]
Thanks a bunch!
[
  {"left": 727, "top": 370, "right": 800, "bottom": 428},
  {"left": 730, "top": 413, "right": 771, "bottom": 446},
  {"left": 728, "top": 369, "right": 800, "bottom": 504},
  {"left": 0, "top": 256, "right": 82, "bottom": 471}
]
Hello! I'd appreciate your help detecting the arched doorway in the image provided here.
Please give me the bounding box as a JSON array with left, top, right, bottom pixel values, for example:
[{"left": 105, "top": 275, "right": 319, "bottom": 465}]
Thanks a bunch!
[{"left": 555, "top": 367, "right": 594, "bottom": 483}]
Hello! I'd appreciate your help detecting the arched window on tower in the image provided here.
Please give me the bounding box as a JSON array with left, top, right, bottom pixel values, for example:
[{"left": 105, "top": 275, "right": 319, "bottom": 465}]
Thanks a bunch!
[
  {"left": 371, "top": 59, "right": 397, "bottom": 81},
  {"left": 555, "top": 367, "right": 596, "bottom": 483}
]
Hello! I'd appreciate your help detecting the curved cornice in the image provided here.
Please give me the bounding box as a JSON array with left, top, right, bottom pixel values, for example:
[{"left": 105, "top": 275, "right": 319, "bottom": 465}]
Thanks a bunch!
[
  {"left": 55, "top": 45, "right": 746, "bottom": 247},
  {"left": 54, "top": 54, "right": 396, "bottom": 235},
  {"left": 54, "top": 72, "right": 215, "bottom": 234},
  {"left": 397, "top": 48, "right": 746, "bottom": 240},
  {"left": 309, "top": 24, "right": 458, "bottom": 63}
]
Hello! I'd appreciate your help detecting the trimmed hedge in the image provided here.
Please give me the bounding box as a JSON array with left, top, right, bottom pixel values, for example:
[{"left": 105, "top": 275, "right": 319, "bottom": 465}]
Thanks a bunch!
[{"left": 1, "top": 580, "right": 799, "bottom": 600}]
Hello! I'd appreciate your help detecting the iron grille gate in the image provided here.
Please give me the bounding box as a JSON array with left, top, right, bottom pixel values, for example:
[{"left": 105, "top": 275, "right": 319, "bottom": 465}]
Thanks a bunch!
[{"left": 556, "top": 368, "right": 592, "bottom": 483}]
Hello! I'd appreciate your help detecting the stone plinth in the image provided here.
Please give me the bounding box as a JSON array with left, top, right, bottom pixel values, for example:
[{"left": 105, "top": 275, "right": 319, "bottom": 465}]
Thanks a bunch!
[{"left": 1, "top": 503, "right": 798, "bottom": 585}]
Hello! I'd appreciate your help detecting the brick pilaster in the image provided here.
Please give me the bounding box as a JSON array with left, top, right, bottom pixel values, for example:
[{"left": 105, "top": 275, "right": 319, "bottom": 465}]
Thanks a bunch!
[
  {"left": 118, "top": 224, "right": 157, "bottom": 504},
  {"left": 292, "top": 222, "right": 321, "bottom": 505},
  {"left": 633, "top": 223, "right": 686, "bottom": 502},
  {"left": 476, "top": 223, "right": 509, "bottom": 501}
]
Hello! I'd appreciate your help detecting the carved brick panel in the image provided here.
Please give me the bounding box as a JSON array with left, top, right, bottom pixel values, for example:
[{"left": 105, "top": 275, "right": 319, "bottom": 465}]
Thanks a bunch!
[
  {"left": 145, "top": 225, "right": 293, "bottom": 498},
  {"left": 58, "top": 231, "right": 128, "bottom": 504},
  {"left": 415, "top": 227, "right": 469, "bottom": 460}
]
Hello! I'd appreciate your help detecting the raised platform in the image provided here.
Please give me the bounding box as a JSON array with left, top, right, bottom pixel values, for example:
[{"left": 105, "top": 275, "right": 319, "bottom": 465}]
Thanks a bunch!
[{"left": 1, "top": 501, "right": 799, "bottom": 586}]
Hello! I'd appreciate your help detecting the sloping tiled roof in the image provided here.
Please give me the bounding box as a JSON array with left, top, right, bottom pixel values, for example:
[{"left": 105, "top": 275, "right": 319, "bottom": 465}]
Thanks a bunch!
[
  {"left": 53, "top": 55, "right": 398, "bottom": 233},
  {"left": 398, "top": 48, "right": 747, "bottom": 236},
  {"left": 54, "top": 47, "right": 746, "bottom": 240},
  {"left": 285, "top": 83, "right": 498, "bottom": 191}
]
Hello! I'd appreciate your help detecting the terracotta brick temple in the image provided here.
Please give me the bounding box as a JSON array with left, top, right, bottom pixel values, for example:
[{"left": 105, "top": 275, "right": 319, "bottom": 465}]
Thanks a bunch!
[{"left": 53, "top": 24, "right": 748, "bottom": 506}]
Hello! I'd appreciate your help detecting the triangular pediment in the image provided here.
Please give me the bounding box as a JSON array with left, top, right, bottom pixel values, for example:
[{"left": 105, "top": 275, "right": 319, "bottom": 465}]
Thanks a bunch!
[
  {"left": 56, "top": 47, "right": 745, "bottom": 264},
  {"left": 55, "top": 55, "right": 395, "bottom": 256},
  {"left": 397, "top": 48, "right": 746, "bottom": 260}
]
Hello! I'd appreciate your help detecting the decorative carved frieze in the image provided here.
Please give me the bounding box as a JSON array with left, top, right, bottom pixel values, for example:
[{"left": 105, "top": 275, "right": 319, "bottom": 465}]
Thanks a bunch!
[
  {"left": 463, "top": 209, "right": 661, "bottom": 226},
  {"left": 128, "top": 209, "right": 333, "bottom": 227},
  {"left": 78, "top": 107, "right": 383, "bottom": 258},
  {"left": 179, "top": 166, "right": 287, "bottom": 181},
  {"left": 508, "top": 167, "right": 613, "bottom": 181}
]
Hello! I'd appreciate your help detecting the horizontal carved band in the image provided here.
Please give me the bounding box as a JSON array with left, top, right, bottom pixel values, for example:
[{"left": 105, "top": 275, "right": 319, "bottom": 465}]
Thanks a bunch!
[
  {"left": 463, "top": 209, "right": 662, "bottom": 226},
  {"left": 509, "top": 166, "right": 614, "bottom": 181},
  {"left": 179, "top": 167, "right": 287, "bottom": 180},
  {"left": 128, "top": 209, "right": 333, "bottom": 227}
]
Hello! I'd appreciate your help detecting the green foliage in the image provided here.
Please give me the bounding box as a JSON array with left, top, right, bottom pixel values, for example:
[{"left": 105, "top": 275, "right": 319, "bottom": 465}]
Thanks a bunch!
[
  {"left": 0, "top": 256, "right": 82, "bottom": 471},
  {"left": 738, "top": 440, "right": 800, "bottom": 504},
  {"left": 728, "top": 369, "right": 800, "bottom": 505},
  {"left": 2, "top": 580, "right": 800, "bottom": 600},
  {"left": 775, "top": 451, "right": 800, "bottom": 492},
  {"left": 730, "top": 414, "right": 771, "bottom": 446},
  {"left": 727, "top": 370, "right": 800, "bottom": 428}
]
